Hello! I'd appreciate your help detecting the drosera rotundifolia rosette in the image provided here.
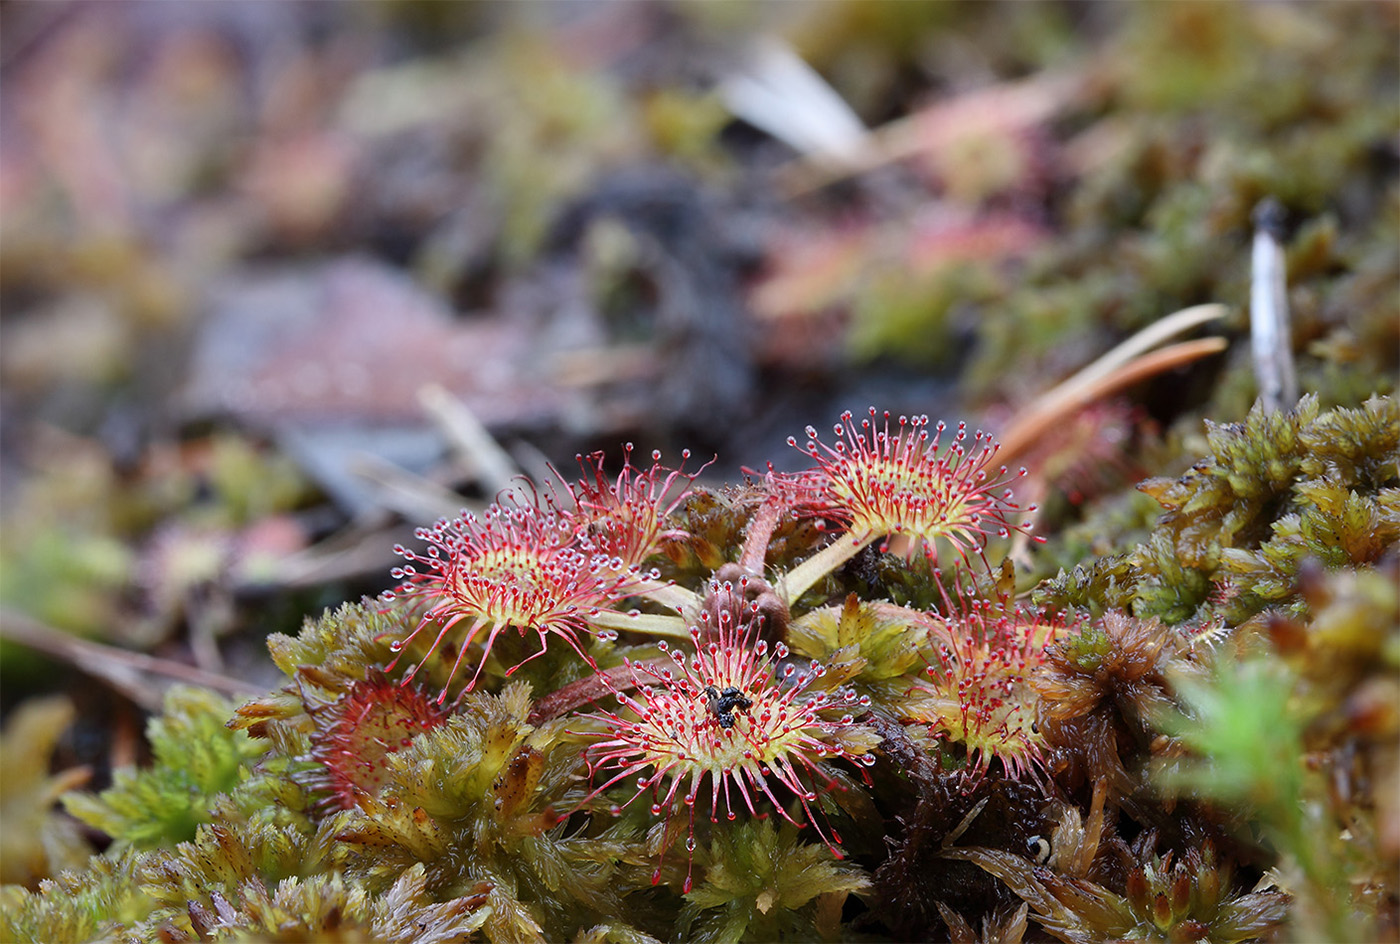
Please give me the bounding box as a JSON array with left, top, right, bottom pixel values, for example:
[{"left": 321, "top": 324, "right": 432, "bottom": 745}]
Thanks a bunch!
[
  {"left": 381, "top": 447, "right": 708, "bottom": 699},
  {"left": 575, "top": 578, "right": 879, "bottom": 894},
  {"left": 766, "top": 408, "right": 1043, "bottom": 602},
  {"left": 374, "top": 408, "right": 1054, "bottom": 882}
]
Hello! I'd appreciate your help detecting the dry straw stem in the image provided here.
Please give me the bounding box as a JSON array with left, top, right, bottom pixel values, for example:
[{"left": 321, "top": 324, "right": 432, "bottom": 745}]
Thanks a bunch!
[
  {"left": 0, "top": 608, "right": 259, "bottom": 710},
  {"left": 997, "top": 304, "right": 1229, "bottom": 465},
  {"left": 417, "top": 383, "right": 520, "bottom": 499}
]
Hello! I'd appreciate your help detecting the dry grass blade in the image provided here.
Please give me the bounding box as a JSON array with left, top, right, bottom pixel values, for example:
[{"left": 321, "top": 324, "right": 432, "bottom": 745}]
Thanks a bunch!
[
  {"left": 997, "top": 306, "right": 1229, "bottom": 465},
  {"left": 350, "top": 451, "right": 478, "bottom": 526},
  {"left": 418, "top": 383, "right": 520, "bottom": 499},
  {"left": 0, "top": 609, "right": 261, "bottom": 710},
  {"left": 1065, "top": 304, "right": 1227, "bottom": 392}
]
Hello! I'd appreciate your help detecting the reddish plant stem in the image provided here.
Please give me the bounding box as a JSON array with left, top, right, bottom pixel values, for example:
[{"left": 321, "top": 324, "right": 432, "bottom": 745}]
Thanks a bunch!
[
  {"left": 737, "top": 497, "right": 787, "bottom": 575},
  {"left": 526, "top": 658, "right": 671, "bottom": 725}
]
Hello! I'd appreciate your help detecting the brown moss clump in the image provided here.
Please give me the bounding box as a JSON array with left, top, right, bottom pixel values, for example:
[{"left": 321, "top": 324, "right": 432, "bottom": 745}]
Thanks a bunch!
[
  {"left": 944, "top": 785, "right": 1290, "bottom": 944},
  {"left": 1034, "top": 612, "right": 1181, "bottom": 795}
]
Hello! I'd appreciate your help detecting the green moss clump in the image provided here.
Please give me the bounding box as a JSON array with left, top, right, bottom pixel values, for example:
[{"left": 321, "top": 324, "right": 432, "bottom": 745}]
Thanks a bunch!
[
  {"left": 0, "top": 851, "right": 153, "bottom": 944},
  {"left": 678, "top": 819, "right": 870, "bottom": 944},
  {"left": 787, "top": 596, "right": 928, "bottom": 718},
  {"left": 63, "top": 688, "right": 265, "bottom": 851},
  {"left": 1040, "top": 395, "right": 1400, "bottom": 626}
]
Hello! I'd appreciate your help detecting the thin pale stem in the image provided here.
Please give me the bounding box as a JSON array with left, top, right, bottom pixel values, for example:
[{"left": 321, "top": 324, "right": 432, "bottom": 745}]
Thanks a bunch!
[
  {"left": 629, "top": 579, "right": 701, "bottom": 613},
  {"left": 589, "top": 608, "right": 691, "bottom": 640},
  {"left": 1070, "top": 303, "right": 1226, "bottom": 392},
  {"left": 777, "top": 532, "right": 877, "bottom": 604}
]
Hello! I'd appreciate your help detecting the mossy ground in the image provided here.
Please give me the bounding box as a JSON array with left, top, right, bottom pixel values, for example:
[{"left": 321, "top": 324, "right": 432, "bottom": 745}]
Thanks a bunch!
[{"left": 1, "top": 2, "right": 1396, "bottom": 942}]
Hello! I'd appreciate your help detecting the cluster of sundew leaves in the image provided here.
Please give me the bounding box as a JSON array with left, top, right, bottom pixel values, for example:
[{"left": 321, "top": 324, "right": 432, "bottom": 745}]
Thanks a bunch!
[
  {"left": 301, "top": 671, "right": 452, "bottom": 812},
  {"left": 355, "top": 408, "right": 1059, "bottom": 933},
  {"left": 903, "top": 596, "right": 1068, "bottom": 784},
  {"left": 770, "top": 409, "right": 1040, "bottom": 592},
  {"left": 1037, "top": 394, "right": 1399, "bottom": 626},
  {"left": 12, "top": 403, "right": 1374, "bottom": 944}
]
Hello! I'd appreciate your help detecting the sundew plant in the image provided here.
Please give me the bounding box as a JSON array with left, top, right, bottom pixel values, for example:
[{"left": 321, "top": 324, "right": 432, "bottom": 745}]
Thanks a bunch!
[{"left": 5, "top": 394, "right": 1396, "bottom": 943}]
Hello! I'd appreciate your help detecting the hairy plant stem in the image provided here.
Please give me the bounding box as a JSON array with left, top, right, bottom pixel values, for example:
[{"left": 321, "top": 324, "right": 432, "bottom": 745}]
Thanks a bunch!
[
  {"left": 737, "top": 498, "right": 786, "bottom": 575},
  {"left": 525, "top": 658, "right": 671, "bottom": 724}
]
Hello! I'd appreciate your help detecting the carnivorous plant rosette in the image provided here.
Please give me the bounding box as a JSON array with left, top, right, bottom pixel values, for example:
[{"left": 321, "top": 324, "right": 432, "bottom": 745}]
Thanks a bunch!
[
  {"left": 578, "top": 580, "right": 879, "bottom": 893},
  {"left": 384, "top": 451, "right": 702, "bottom": 699},
  {"left": 905, "top": 597, "right": 1069, "bottom": 783},
  {"left": 772, "top": 409, "right": 1040, "bottom": 601}
]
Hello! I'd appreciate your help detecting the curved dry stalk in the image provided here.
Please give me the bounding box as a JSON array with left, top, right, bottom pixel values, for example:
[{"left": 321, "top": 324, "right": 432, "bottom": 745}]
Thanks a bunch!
[
  {"left": 998, "top": 334, "right": 1228, "bottom": 465},
  {"left": 0, "top": 609, "right": 261, "bottom": 710},
  {"left": 1069, "top": 303, "right": 1226, "bottom": 392}
]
